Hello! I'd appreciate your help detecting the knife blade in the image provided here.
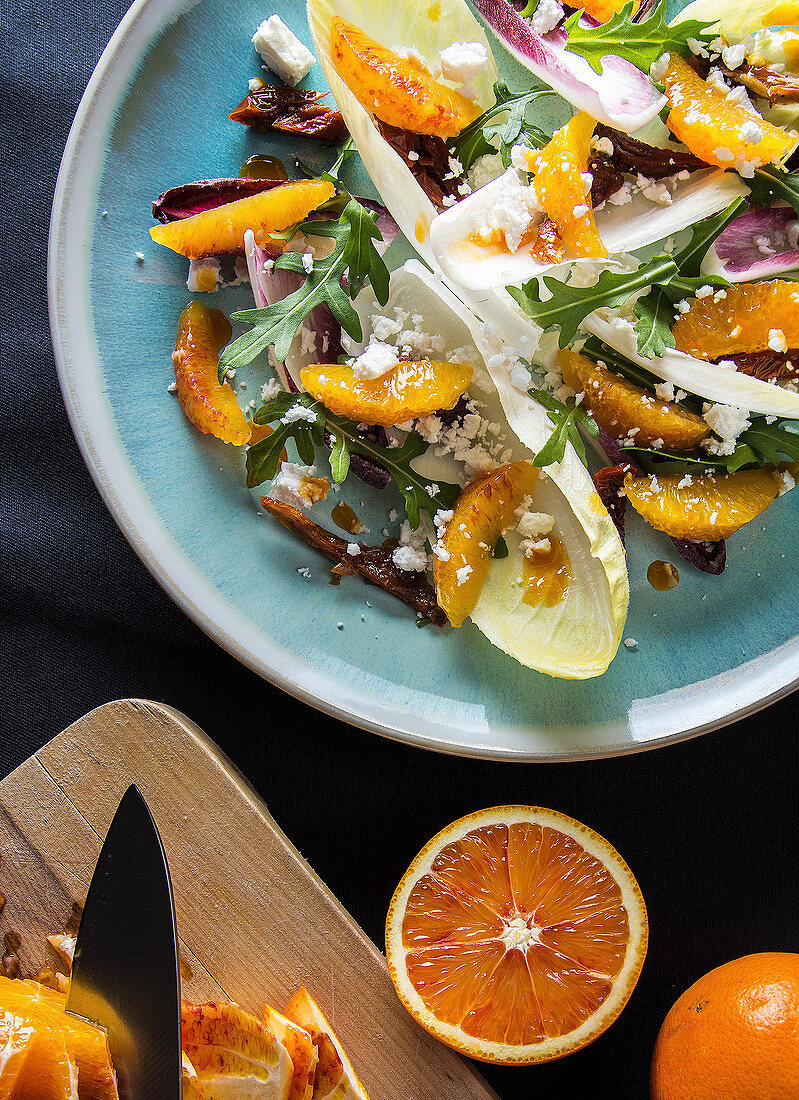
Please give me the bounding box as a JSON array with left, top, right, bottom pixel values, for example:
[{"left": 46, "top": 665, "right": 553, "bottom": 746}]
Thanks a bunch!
[{"left": 67, "top": 784, "right": 182, "bottom": 1100}]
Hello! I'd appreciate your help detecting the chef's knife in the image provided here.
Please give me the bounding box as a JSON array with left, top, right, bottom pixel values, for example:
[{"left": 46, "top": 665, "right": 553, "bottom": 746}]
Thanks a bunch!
[{"left": 66, "top": 784, "right": 182, "bottom": 1099}]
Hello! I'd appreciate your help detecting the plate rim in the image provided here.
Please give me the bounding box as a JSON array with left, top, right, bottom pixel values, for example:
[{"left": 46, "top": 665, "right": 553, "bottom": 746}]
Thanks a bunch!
[{"left": 48, "top": 0, "right": 799, "bottom": 761}]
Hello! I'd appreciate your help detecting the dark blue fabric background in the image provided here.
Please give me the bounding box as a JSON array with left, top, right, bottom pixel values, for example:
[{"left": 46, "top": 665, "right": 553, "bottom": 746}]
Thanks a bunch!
[{"left": 1, "top": 2, "right": 797, "bottom": 1096}]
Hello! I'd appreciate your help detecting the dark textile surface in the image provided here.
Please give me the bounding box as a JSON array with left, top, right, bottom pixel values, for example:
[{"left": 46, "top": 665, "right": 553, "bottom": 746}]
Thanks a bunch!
[{"left": 1, "top": 3, "right": 797, "bottom": 1097}]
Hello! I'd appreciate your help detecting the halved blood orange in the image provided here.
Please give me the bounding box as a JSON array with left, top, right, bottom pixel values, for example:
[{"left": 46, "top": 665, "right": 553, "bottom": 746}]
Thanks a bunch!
[
  {"left": 663, "top": 53, "right": 795, "bottom": 171},
  {"left": 173, "top": 301, "right": 251, "bottom": 446},
  {"left": 672, "top": 280, "right": 799, "bottom": 359},
  {"left": 299, "top": 359, "right": 472, "bottom": 426},
  {"left": 385, "top": 806, "right": 648, "bottom": 1065},
  {"left": 330, "top": 18, "right": 481, "bottom": 137},
  {"left": 150, "top": 178, "right": 334, "bottom": 258},
  {"left": 530, "top": 112, "right": 607, "bottom": 259}
]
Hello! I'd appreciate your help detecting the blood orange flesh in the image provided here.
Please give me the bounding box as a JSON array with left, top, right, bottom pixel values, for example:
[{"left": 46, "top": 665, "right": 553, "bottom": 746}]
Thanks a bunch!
[{"left": 386, "top": 807, "right": 647, "bottom": 1065}]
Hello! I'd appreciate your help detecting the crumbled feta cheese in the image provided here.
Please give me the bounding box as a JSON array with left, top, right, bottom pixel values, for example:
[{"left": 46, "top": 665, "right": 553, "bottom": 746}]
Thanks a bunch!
[
  {"left": 370, "top": 312, "right": 403, "bottom": 341},
  {"left": 472, "top": 169, "right": 543, "bottom": 253},
  {"left": 407, "top": 150, "right": 419, "bottom": 162},
  {"left": 252, "top": 15, "right": 315, "bottom": 85},
  {"left": 623, "top": 638, "right": 638, "bottom": 650},
  {"left": 702, "top": 402, "right": 751, "bottom": 455},
  {"left": 778, "top": 468, "right": 796, "bottom": 496},
  {"left": 280, "top": 405, "right": 317, "bottom": 425},
  {"left": 301, "top": 251, "right": 314, "bottom": 273},
  {"left": 740, "top": 119, "right": 763, "bottom": 144},
  {"left": 351, "top": 338, "right": 399, "bottom": 380},
  {"left": 637, "top": 174, "right": 673, "bottom": 205},
  {"left": 392, "top": 520, "right": 429, "bottom": 572},
  {"left": 768, "top": 328, "right": 788, "bottom": 352},
  {"left": 346, "top": 542, "right": 361, "bottom": 556},
  {"left": 655, "top": 381, "right": 675, "bottom": 401},
  {"left": 455, "top": 564, "right": 473, "bottom": 585},
  {"left": 722, "top": 41, "right": 746, "bottom": 69},
  {"left": 528, "top": 0, "right": 563, "bottom": 36},
  {"left": 712, "top": 146, "right": 735, "bottom": 163},
  {"left": 572, "top": 202, "right": 588, "bottom": 218},
  {"left": 134, "top": 251, "right": 145, "bottom": 263},
  {"left": 269, "top": 463, "right": 329, "bottom": 509},
  {"left": 650, "top": 53, "right": 669, "bottom": 82},
  {"left": 297, "top": 566, "right": 311, "bottom": 578},
  {"left": 510, "top": 363, "right": 531, "bottom": 392},
  {"left": 187, "top": 257, "right": 222, "bottom": 293},
  {"left": 167, "top": 381, "right": 177, "bottom": 394},
  {"left": 467, "top": 153, "right": 506, "bottom": 191},
  {"left": 438, "top": 41, "right": 488, "bottom": 99},
  {"left": 261, "top": 378, "right": 284, "bottom": 402},
  {"left": 677, "top": 474, "right": 694, "bottom": 489},
  {"left": 591, "top": 135, "right": 615, "bottom": 156},
  {"left": 248, "top": 77, "right": 263, "bottom": 92}
]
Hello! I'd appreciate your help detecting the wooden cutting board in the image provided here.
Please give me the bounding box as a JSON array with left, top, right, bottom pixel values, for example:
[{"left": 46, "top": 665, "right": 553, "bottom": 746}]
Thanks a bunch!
[{"left": 0, "top": 699, "right": 498, "bottom": 1100}]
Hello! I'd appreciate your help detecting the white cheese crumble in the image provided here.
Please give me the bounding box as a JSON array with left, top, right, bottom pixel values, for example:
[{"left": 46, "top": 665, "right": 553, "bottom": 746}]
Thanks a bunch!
[
  {"left": 269, "top": 463, "right": 329, "bottom": 509},
  {"left": 301, "top": 252, "right": 314, "bottom": 273},
  {"left": 472, "top": 169, "right": 543, "bottom": 253},
  {"left": 624, "top": 638, "right": 638, "bottom": 650},
  {"left": 466, "top": 153, "right": 506, "bottom": 191},
  {"left": 528, "top": 0, "right": 564, "bottom": 36},
  {"left": 252, "top": 15, "right": 315, "bottom": 86},
  {"left": 778, "top": 468, "right": 796, "bottom": 496},
  {"left": 280, "top": 405, "right": 317, "bottom": 425},
  {"left": 516, "top": 510, "right": 555, "bottom": 558},
  {"left": 261, "top": 378, "right": 284, "bottom": 401},
  {"left": 351, "top": 338, "right": 400, "bottom": 380},
  {"left": 702, "top": 403, "right": 751, "bottom": 456},
  {"left": 346, "top": 542, "right": 361, "bottom": 557},
  {"left": 455, "top": 564, "right": 473, "bottom": 585},
  {"left": 438, "top": 41, "right": 488, "bottom": 100},
  {"left": 510, "top": 363, "right": 532, "bottom": 392},
  {"left": 392, "top": 520, "right": 429, "bottom": 572},
  {"left": 768, "top": 328, "right": 788, "bottom": 352}
]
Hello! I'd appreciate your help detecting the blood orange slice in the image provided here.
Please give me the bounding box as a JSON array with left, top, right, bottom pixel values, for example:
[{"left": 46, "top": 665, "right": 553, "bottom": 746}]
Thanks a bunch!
[{"left": 385, "top": 806, "right": 647, "bottom": 1065}]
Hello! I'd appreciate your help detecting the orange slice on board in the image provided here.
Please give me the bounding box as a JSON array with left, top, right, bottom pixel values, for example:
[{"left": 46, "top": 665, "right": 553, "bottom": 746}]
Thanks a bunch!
[
  {"left": 181, "top": 1001, "right": 293, "bottom": 1099},
  {"left": 434, "top": 461, "right": 540, "bottom": 628},
  {"left": 530, "top": 112, "right": 607, "bottom": 259},
  {"left": 385, "top": 806, "right": 648, "bottom": 1065},
  {"left": 299, "top": 359, "right": 471, "bottom": 426},
  {"left": 623, "top": 467, "right": 787, "bottom": 540},
  {"left": 283, "top": 988, "right": 369, "bottom": 1100},
  {"left": 262, "top": 1006, "right": 317, "bottom": 1100},
  {"left": 173, "top": 301, "right": 251, "bottom": 446},
  {"left": 330, "top": 19, "right": 481, "bottom": 137},
  {"left": 559, "top": 349, "right": 709, "bottom": 451},
  {"left": 663, "top": 53, "right": 795, "bottom": 171},
  {"left": 150, "top": 178, "right": 334, "bottom": 258},
  {"left": 672, "top": 279, "right": 799, "bottom": 359},
  {"left": 9, "top": 1028, "right": 78, "bottom": 1100}
]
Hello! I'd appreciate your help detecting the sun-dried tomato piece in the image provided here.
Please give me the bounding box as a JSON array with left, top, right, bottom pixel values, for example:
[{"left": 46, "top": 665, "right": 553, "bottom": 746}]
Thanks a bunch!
[
  {"left": 593, "top": 465, "right": 628, "bottom": 545},
  {"left": 261, "top": 497, "right": 447, "bottom": 625},
  {"left": 377, "top": 120, "right": 462, "bottom": 210},
  {"left": 712, "top": 348, "right": 799, "bottom": 382},
  {"left": 733, "top": 62, "right": 799, "bottom": 104},
  {"left": 229, "top": 85, "right": 348, "bottom": 142},
  {"left": 152, "top": 177, "right": 284, "bottom": 223},
  {"left": 594, "top": 124, "right": 705, "bottom": 180}
]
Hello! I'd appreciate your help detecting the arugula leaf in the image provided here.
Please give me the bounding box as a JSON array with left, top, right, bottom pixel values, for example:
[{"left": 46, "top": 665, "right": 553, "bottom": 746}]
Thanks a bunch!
[
  {"left": 632, "top": 289, "right": 676, "bottom": 359},
  {"left": 508, "top": 255, "right": 678, "bottom": 346},
  {"left": 528, "top": 387, "right": 600, "bottom": 467},
  {"left": 740, "top": 419, "right": 799, "bottom": 465},
  {"left": 218, "top": 196, "right": 389, "bottom": 379},
  {"left": 450, "top": 81, "right": 554, "bottom": 171},
  {"left": 562, "top": 0, "right": 715, "bottom": 76},
  {"left": 249, "top": 393, "right": 460, "bottom": 527},
  {"left": 622, "top": 420, "right": 799, "bottom": 476},
  {"left": 748, "top": 164, "right": 799, "bottom": 216}
]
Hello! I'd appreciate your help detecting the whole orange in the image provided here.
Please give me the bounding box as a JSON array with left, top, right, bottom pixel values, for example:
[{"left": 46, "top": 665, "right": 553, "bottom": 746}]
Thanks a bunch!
[{"left": 650, "top": 953, "right": 799, "bottom": 1100}]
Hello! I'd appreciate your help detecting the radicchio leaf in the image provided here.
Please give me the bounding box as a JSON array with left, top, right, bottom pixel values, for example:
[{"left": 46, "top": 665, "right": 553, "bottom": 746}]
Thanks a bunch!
[
  {"left": 710, "top": 205, "right": 799, "bottom": 281},
  {"left": 152, "top": 178, "right": 284, "bottom": 226},
  {"left": 471, "top": 0, "right": 665, "bottom": 130}
]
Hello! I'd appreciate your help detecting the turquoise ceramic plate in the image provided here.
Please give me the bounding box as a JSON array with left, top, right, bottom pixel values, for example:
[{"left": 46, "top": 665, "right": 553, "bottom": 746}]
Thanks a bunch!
[{"left": 50, "top": 0, "right": 799, "bottom": 759}]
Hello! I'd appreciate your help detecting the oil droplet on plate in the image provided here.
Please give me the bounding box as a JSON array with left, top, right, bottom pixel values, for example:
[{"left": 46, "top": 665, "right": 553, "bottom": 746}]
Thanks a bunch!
[
  {"left": 647, "top": 560, "right": 680, "bottom": 591},
  {"left": 239, "top": 154, "right": 288, "bottom": 181},
  {"left": 331, "top": 501, "right": 363, "bottom": 535}
]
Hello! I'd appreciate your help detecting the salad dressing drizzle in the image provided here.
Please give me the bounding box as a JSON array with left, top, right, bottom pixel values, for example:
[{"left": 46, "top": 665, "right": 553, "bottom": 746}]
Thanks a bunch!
[
  {"left": 239, "top": 154, "right": 288, "bottom": 181},
  {"left": 522, "top": 536, "right": 573, "bottom": 608}
]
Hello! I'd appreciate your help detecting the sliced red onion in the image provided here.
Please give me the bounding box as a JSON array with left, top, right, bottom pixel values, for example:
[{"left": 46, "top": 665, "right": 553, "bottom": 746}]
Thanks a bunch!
[
  {"left": 711, "top": 205, "right": 799, "bottom": 281},
  {"left": 472, "top": 0, "right": 665, "bottom": 130},
  {"left": 596, "top": 428, "right": 726, "bottom": 573}
]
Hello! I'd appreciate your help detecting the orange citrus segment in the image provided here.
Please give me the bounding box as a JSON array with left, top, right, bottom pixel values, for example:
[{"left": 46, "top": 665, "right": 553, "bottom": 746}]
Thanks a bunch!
[
  {"left": 663, "top": 53, "right": 795, "bottom": 171},
  {"left": 672, "top": 280, "right": 799, "bottom": 358},
  {"left": 330, "top": 18, "right": 481, "bottom": 137},
  {"left": 559, "top": 349, "right": 709, "bottom": 451},
  {"left": 0, "top": 978, "right": 118, "bottom": 1100},
  {"left": 531, "top": 112, "right": 607, "bottom": 259},
  {"left": 150, "top": 178, "right": 334, "bottom": 258},
  {"left": 299, "top": 359, "right": 472, "bottom": 426},
  {"left": 173, "top": 302, "right": 250, "bottom": 446},
  {"left": 386, "top": 806, "right": 648, "bottom": 1065},
  {"left": 283, "top": 988, "right": 369, "bottom": 1100},
  {"left": 181, "top": 1053, "right": 204, "bottom": 1100},
  {"left": 624, "top": 467, "right": 783, "bottom": 539},
  {"left": 434, "top": 461, "right": 540, "bottom": 628},
  {"left": 261, "top": 1006, "right": 317, "bottom": 1100},
  {"left": 10, "top": 1028, "right": 77, "bottom": 1100},
  {"left": 581, "top": 0, "right": 632, "bottom": 20},
  {"left": 181, "top": 1001, "right": 293, "bottom": 1096}
]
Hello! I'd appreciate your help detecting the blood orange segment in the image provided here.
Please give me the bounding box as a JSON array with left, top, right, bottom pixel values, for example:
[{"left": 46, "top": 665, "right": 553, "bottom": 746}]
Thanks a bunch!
[
  {"left": 386, "top": 807, "right": 648, "bottom": 1065},
  {"left": 330, "top": 18, "right": 481, "bottom": 137},
  {"left": 434, "top": 461, "right": 540, "bottom": 628},
  {"left": 559, "top": 349, "right": 709, "bottom": 451},
  {"left": 663, "top": 53, "right": 796, "bottom": 171},
  {"left": 581, "top": 0, "right": 631, "bottom": 20},
  {"left": 531, "top": 112, "right": 607, "bottom": 259},
  {"left": 283, "top": 988, "right": 369, "bottom": 1100},
  {"left": 299, "top": 359, "right": 472, "bottom": 426},
  {"left": 173, "top": 301, "right": 251, "bottom": 446},
  {"left": 150, "top": 178, "right": 334, "bottom": 258},
  {"left": 672, "top": 280, "right": 799, "bottom": 359},
  {"left": 624, "top": 467, "right": 785, "bottom": 540}
]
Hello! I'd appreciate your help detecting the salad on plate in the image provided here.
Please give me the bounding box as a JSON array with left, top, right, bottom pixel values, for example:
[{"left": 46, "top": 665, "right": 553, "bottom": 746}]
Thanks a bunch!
[{"left": 147, "top": 0, "right": 799, "bottom": 680}]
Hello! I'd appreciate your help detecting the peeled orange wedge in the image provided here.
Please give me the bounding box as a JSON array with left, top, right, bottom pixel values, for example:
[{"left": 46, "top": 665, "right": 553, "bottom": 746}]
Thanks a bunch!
[
  {"left": 150, "top": 178, "right": 334, "bottom": 258},
  {"left": 299, "top": 359, "right": 472, "bottom": 425},
  {"left": 434, "top": 461, "right": 540, "bottom": 628},
  {"left": 386, "top": 806, "right": 648, "bottom": 1065},
  {"left": 559, "top": 349, "right": 709, "bottom": 451},
  {"left": 663, "top": 53, "right": 795, "bottom": 171},
  {"left": 531, "top": 113, "right": 606, "bottom": 259},
  {"left": 672, "top": 280, "right": 799, "bottom": 359},
  {"left": 283, "top": 988, "right": 369, "bottom": 1100},
  {"left": 624, "top": 467, "right": 784, "bottom": 540},
  {"left": 262, "top": 1006, "right": 317, "bottom": 1100},
  {"left": 330, "top": 18, "right": 481, "bottom": 137},
  {"left": 173, "top": 301, "right": 251, "bottom": 446},
  {"left": 181, "top": 1000, "right": 293, "bottom": 1099}
]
